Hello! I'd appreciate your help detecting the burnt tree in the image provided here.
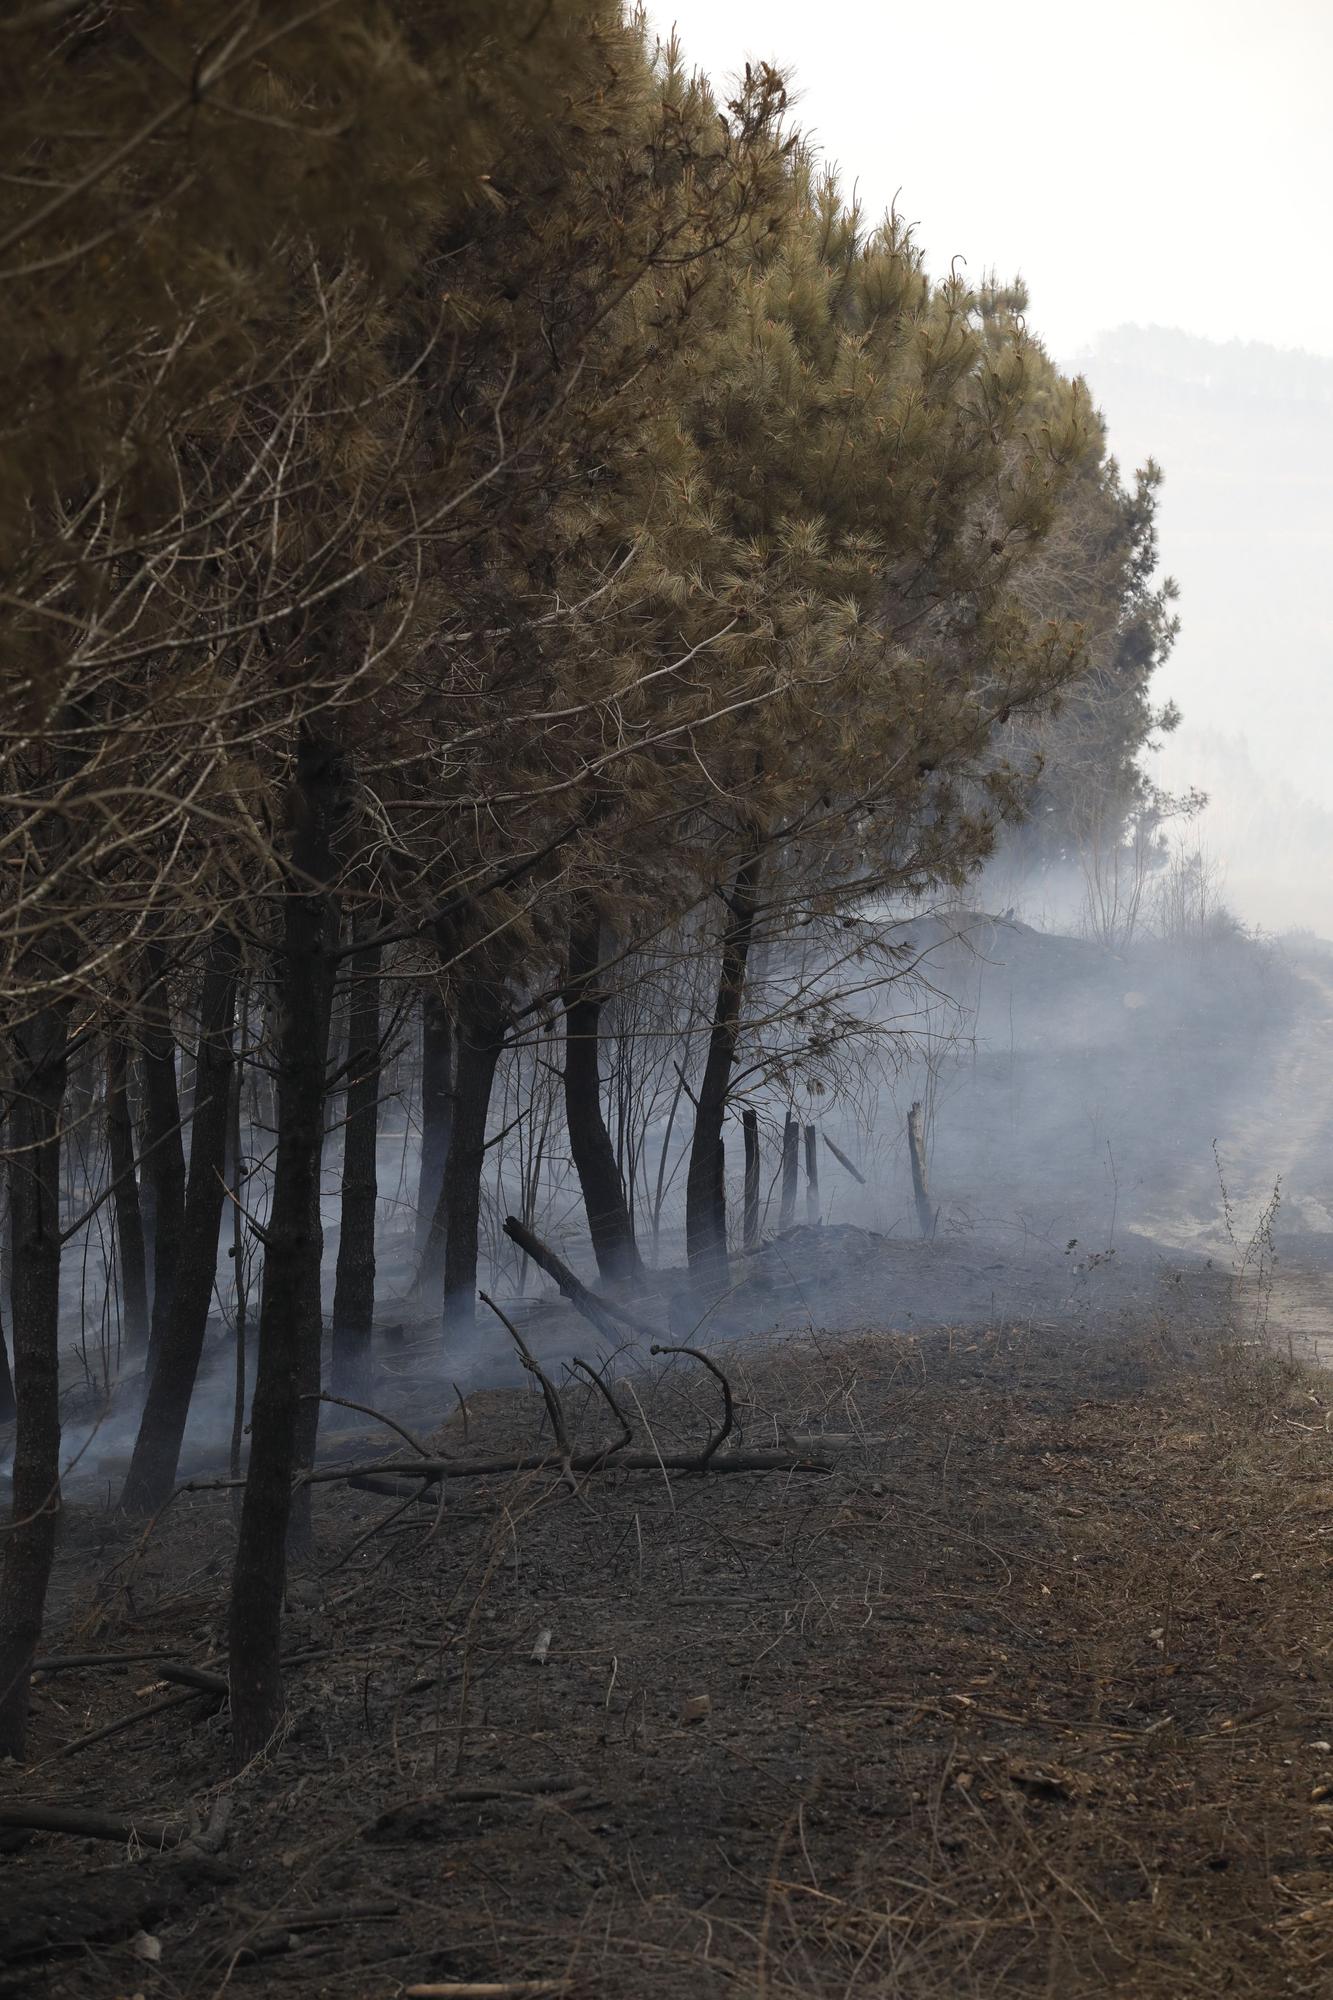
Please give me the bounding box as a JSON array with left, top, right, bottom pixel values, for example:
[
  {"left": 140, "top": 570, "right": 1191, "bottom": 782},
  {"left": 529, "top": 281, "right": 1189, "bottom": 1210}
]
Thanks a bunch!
[
  {"left": 330, "top": 929, "right": 382, "bottom": 1399},
  {"left": 139, "top": 936, "right": 186, "bottom": 1375},
  {"left": 441, "top": 973, "right": 509, "bottom": 1339},
  {"left": 121, "top": 927, "right": 240, "bottom": 1512},
  {"left": 0, "top": 997, "right": 70, "bottom": 1757},
  {"left": 562, "top": 910, "right": 643, "bottom": 1284},
  {"left": 685, "top": 846, "right": 762, "bottom": 1285},
  {"left": 228, "top": 730, "right": 341, "bottom": 1765},
  {"left": 106, "top": 1034, "right": 149, "bottom": 1358},
  {"left": 413, "top": 991, "right": 453, "bottom": 1280}
]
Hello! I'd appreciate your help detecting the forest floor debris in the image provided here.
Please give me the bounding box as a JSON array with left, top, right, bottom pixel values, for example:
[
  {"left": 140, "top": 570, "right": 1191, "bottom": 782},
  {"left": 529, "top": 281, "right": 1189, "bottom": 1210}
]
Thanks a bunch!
[{"left": 6, "top": 1286, "right": 1333, "bottom": 1996}]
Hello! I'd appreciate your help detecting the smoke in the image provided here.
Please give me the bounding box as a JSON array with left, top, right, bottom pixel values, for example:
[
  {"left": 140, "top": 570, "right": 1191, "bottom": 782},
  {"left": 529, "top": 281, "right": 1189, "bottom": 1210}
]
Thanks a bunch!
[{"left": 28, "top": 876, "right": 1326, "bottom": 1509}]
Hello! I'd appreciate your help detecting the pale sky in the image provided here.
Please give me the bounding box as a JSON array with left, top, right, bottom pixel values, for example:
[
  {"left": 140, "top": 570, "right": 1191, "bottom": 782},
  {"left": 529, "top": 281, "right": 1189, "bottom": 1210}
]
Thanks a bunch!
[{"left": 650, "top": 0, "right": 1333, "bottom": 361}]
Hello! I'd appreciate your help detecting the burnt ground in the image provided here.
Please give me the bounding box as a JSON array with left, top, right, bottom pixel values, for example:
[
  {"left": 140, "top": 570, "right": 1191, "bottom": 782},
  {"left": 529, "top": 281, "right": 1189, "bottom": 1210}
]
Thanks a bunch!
[{"left": 6, "top": 1254, "right": 1333, "bottom": 1998}]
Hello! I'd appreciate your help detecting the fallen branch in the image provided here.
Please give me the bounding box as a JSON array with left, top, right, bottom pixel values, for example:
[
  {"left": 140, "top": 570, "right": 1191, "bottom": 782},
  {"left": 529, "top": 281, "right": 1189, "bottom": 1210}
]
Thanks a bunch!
[
  {"left": 32, "top": 1650, "right": 176, "bottom": 1676},
  {"left": 479, "top": 1292, "right": 575, "bottom": 1491},
  {"left": 305, "top": 1390, "right": 436, "bottom": 1461},
  {"left": 152, "top": 1662, "right": 229, "bottom": 1696},
  {"left": 51, "top": 1685, "right": 213, "bottom": 1761},
  {"left": 405, "top": 1984, "right": 571, "bottom": 1998},
  {"left": 0, "top": 1803, "right": 188, "bottom": 1848},
  {"left": 303, "top": 1445, "right": 829, "bottom": 1486},
  {"left": 502, "top": 1216, "right": 667, "bottom": 1344},
  {"left": 569, "top": 1356, "right": 633, "bottom": 1457},
  {"left": 649, "top": 1343, "right": 735, "bottom": 1467},
  {"left": 239, "top": 1901, "right": 398, "bottom": 1962},
  {"left": 50, "top": 1648, "right": 327, "bottom": 1761},
  {"left": 347, "top": 1473, "right": 441, "bottom": 1501},
  {"left": 822, "top": 1131, "right": 867, "bottom": 1185}
]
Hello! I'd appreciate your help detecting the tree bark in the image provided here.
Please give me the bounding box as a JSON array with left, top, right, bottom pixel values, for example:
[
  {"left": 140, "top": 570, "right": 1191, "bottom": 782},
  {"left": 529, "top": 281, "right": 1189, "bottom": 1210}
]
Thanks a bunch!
[
  {"left": 413, "top": 993, "right": 453, "bottom": 1280},
  {"left": 286, "top": 1173, "right": 326, "bottom": 1557},
  {"left": 139, "top": 937, "right": 186, "bottom": 1375},
  {"left": 228, "top": 732, "right": 339, "bottom": 1766},
  {"left": 106, "top": 1035, "right": 149, "bottom": 1360},
  {"left": 779, "top": 1115, "right": 799, "bottom": 1230},
  {"left": 0, "top": 1160, "right": 15, "bottom": 1419},
  {"left": 908, "top": 1100, "right": 935, "bottom": 1238},
  {"left": 0, "top": 1313, "right": 13, "bottom": 1426},
  {"left": 331, "top": 930, "right": 381, "bottom": 1399},
  {"left": 441, "top": 978, "right": 508, "bottom": 1339},
  {"left": 804, "top": 1123, "right": 820, "bottom": 1226},
  {"left": 562, "top": 912, "right": 643, "bottom": 1284},
  {"left": 742, "top": 1108, "right": 760, "bottom": 1251},
  {"left": 685, "top": 848, "right": 762, "bottom": 1285},
  {"left": 0, "top": 999, "right": 70, "bottom": 1758},
  {"left": 121, "top": 928, "right": 239, "bottom": 1513}
]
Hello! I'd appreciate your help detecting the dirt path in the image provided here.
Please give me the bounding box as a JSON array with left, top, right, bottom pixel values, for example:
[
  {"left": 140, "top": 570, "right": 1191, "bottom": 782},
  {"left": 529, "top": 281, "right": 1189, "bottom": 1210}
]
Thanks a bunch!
[{"left": 1125, "top": 959, "right": 1333, "bottom": 1375}]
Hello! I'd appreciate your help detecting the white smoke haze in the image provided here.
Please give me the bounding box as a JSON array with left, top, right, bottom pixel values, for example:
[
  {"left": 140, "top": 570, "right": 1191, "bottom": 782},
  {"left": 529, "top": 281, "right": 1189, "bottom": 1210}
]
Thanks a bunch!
[
  {"left": 29, "top": 874, "right": 1324, "bottom": 1505},
  {"left": 1076, "top": 327, "right": 1333, "bottom": 939}
]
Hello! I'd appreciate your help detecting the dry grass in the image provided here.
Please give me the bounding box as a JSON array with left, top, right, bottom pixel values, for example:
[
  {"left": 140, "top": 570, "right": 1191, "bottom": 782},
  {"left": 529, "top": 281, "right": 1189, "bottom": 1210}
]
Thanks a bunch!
[{"left": 5, "top": 1302, "right": 1333, "bottom": 1997}]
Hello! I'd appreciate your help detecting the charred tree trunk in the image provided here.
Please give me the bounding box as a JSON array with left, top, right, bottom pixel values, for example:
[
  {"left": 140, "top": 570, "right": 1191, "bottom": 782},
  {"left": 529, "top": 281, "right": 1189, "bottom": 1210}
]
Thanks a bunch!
[
  {"left": 804, "top": 1124, "right": 820, "bottom": 1226},
  {"left": 441, "top": 979, "right": 508, "bottom": 1339},
  {"left": 685, "top": 848, "right": 762, "bottom": 1286},
  {"left": 106, "top": 1035, "right": 149, "bottom": 1360},
  {"left": 0, "top": 1308, "right": 13, "bottom": 1426},
  {"left": 228, "top": 1011, "right": 249, "bottom": 1490},
  {"left": 413, "top": 993, "right": 453, "bottom": 1276},
  {"left": 908, "top": 1101, "right": 935, "bottom": 1238},
  {"left": 778, "top": 1115, "right": 799, "bottom": 1231},
  {"left": 121, "top": 928, "right": 239, "bottom": 1512},
  {"left": 0, "top": 1000, "right": 70, "bottom": 1758},
  {"left": 331, "top": 931, "right": 382, "bottom": 1399},
  {"left": 562, "top": 912, "right": 643, "bottom": 1284},
  {"left": 742, "top": 1108, "right": 761, "bottom": 1252},
  {"left": 0, "top": 1158, "right": 14, "bottom": 1425},
  {"left": 286, "top": 1173, "right": 326, "bottom": 1557},
  {"left": 228, "top": 733, "right": 340, "bottom": 1766},
  {"left": 140, "top": 938, "right": 186, "bottom": 1375}
]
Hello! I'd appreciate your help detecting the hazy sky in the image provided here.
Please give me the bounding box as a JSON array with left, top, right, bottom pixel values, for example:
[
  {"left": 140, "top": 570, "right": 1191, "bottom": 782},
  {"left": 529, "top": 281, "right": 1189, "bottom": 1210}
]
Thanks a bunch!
[{"left": 649, "top": 0, "right": 1333, "bottom": 362}]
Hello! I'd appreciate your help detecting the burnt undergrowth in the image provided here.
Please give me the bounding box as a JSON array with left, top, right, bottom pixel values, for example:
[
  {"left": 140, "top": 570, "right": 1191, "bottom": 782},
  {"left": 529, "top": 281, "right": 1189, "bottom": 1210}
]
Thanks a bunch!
[{"left": 5, "top": 1282, "right": 1333, "bottom": 1998}]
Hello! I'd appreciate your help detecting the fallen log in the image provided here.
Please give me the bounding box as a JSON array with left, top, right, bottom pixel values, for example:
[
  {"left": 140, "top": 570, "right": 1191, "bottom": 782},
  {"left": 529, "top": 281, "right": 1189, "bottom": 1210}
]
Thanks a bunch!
[
  {"left": 405, "top": 1984, "right": 571, "bottom": 1999},
  {"left": 153, "top": 1662, "right": 229, "bottom": 1696},
  {"left": 0, "top": 1804, "right": 188, "bottom": 1848},
  {"left": 502, "top": 1216, "right": 667, "bottom": 1344},
  {"left": 52, "top": 1648, "right": 327, "bottom": 1760},
  {"left": 305, "top": 1445, "right": 830, "bottom": 1488},
  {"left": 822, "top": 1132, "right": 867, "bottom": 1186},
  {"left": 32, "top": 1650, "right": 177, "bottom": 1677}
]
